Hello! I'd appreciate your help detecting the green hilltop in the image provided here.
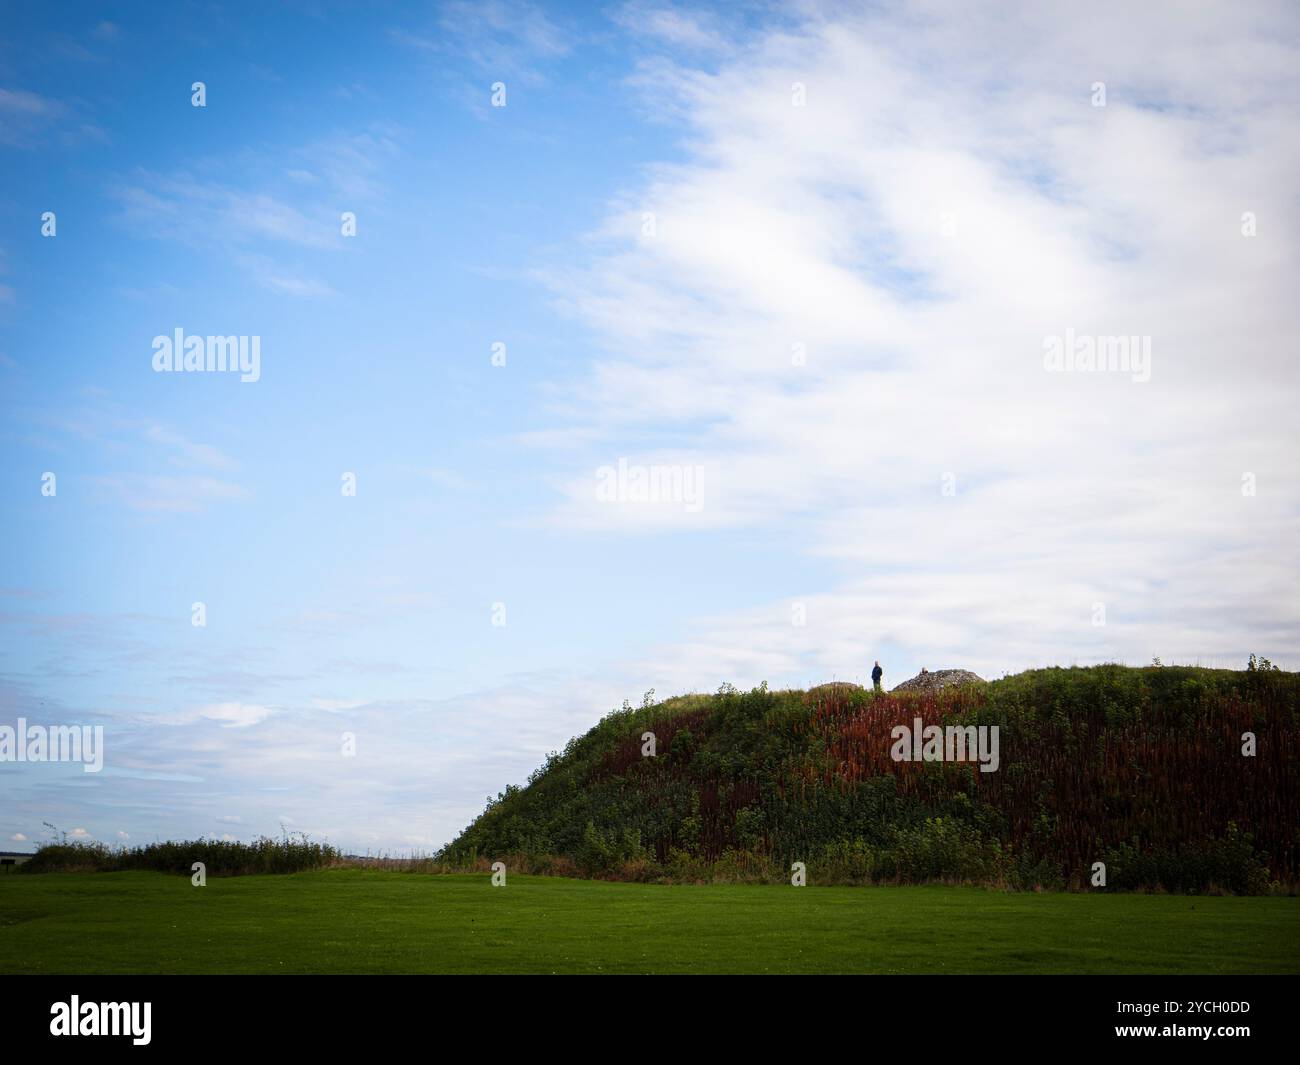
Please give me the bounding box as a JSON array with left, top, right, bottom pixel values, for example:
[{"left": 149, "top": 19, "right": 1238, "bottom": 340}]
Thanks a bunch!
[{"left": 441, "top": 663, "right": 1299, "bottom": 893}]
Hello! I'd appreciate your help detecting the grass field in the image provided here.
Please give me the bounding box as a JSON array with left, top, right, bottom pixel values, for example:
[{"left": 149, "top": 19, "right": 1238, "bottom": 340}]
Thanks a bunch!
[{"left": 2, "top": 869, "right": 1297, "bottom": 974}]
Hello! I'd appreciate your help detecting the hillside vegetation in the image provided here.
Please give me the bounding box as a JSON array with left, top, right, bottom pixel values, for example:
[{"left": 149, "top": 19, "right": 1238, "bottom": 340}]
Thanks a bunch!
[
  {"left": 21, "top": 835, "right": 338, "bottom": 876},
  {"left": 441, "top": 663, "right": 1299, "bottom": 893}
]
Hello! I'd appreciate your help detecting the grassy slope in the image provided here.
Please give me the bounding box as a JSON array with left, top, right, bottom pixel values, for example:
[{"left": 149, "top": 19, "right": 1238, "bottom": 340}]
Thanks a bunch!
[
  {"left": 2, "top": 869, "right": 1297, "bottom": 974},
  {"left": 444, "top": 665, "right": 1300, "bottom": 891}
]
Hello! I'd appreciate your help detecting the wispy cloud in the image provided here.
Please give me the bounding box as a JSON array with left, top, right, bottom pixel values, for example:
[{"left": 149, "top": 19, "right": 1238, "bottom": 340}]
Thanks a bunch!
[
  {"left": 0, "top": 87, "right": 65, "bottom": 146},
  {"left": 143, "top": 425, "right": 235, "bottom": 471},
  {"left": 258, "top": 274, "right": 338, "bottom": 298},
  {"left": 539, "top": 0, "right": 1300, "bottom": 672},
  {"left": 396, "top": 0, "right": 574, "bottom": 86},
  {"left": 611, "top": 2, "right": 732, "bottom": 54},
  {"left": 88, "top": 474, "right": 248, "bottom": 513},
  {"left": 111, "top": 127, "right": 398, "bottom": 294},
  {"left": 16, "top": 409, "right": 246, "bottom": 512},
  {"left": 115, "top": 174, "right": 338, "bottom": 250},
  {"left": 168, "top": 701, "right": 277, "bottom": 728}
]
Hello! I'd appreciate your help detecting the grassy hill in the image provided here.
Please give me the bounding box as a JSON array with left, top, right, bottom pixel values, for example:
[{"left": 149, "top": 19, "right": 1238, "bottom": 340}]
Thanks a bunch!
[{"left": 441, "top": 663, "right": 1299, "bottom": 893}]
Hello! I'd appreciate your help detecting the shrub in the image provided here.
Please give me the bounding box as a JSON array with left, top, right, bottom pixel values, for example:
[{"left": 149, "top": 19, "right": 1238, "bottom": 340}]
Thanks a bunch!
[{"left": 23, "top": 834, "right": 338, "bottom": 876}]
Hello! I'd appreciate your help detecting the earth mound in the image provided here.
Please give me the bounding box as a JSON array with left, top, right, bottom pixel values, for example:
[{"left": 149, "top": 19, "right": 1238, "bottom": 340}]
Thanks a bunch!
[{"left": 439, "top": 664, "right": 1298, "bottom": 892}]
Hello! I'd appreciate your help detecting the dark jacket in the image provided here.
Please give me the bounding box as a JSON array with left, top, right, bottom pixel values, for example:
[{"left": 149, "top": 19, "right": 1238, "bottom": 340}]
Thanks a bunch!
[{"left": 871, "top": 665, "right": 883, "bottom": 682}]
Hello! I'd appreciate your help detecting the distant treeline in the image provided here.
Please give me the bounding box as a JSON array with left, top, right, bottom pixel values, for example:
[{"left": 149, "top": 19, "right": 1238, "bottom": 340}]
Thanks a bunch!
[
  {"left": 22, "top": 834, "right": 339, "bottom": 876},
  {"left": 440, "top": 663, "right": 1299, "bottom": 894}
]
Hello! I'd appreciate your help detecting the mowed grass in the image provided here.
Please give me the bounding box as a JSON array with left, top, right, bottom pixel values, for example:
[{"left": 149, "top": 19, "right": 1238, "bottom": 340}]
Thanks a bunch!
[{"left": 1, "top": 869, "right": 1297, "bottom": 974}]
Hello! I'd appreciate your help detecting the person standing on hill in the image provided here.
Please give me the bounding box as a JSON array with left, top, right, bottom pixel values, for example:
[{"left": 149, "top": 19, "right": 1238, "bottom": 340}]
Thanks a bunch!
[{"left": 871, "top": 661, "right": 883, "bottom": 691}]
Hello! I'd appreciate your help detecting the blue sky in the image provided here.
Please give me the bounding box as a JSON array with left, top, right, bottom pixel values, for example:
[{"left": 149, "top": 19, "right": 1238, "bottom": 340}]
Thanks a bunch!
[{"left": 3, "top": 1, "right": 1299, "bottom": 852}]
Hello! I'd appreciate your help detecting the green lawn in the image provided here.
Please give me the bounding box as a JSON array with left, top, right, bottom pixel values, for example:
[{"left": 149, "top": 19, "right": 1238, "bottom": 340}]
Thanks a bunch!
[{"left": 1, "top": 869, "right": 1297, "bottom": 974}]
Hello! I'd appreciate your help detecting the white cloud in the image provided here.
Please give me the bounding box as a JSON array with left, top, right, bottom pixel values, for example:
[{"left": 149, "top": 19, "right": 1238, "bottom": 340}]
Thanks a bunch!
[
  {"left": 309, "top": 698, "right": 371, "bottom": 712},
  {"left": 539, "top": 0, "right": 1300, "bottom": 677},
  {"left": 187, "top": 702, "right": 276, "bottom": 729}
]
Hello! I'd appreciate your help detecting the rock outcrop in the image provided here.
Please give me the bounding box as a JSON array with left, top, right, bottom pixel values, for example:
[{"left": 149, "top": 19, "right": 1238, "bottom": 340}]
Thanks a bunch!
[{"left": 891, "top": 668, "right": 986, "bottom": 693}]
